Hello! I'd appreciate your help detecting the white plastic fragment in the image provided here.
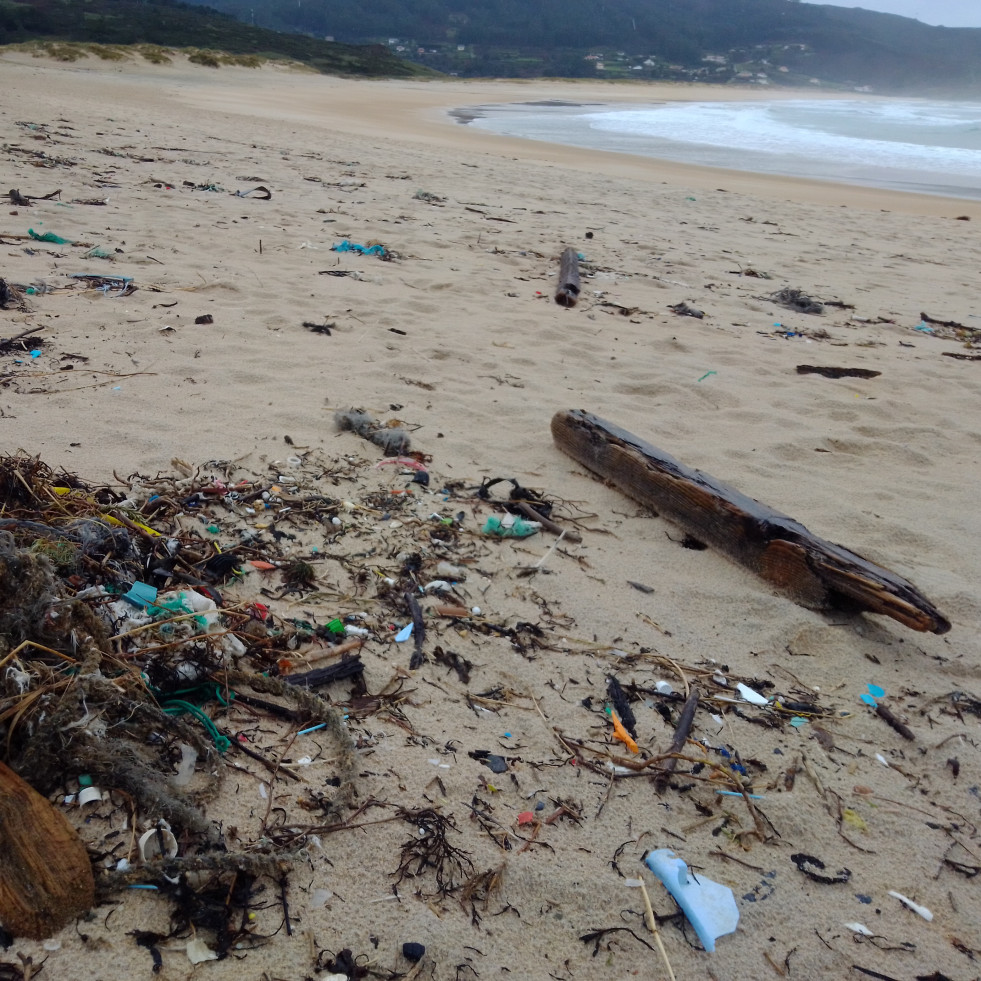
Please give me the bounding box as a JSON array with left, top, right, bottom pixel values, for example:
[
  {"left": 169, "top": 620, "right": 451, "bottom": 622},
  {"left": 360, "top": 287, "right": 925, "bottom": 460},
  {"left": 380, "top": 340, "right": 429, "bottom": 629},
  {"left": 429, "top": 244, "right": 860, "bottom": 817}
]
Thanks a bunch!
[
  {"left": 139, "top": 824, "right": 179, "bottom": 863},
  {"left": 845, "top": 922, "right": 874, "bottom": 936},
  {"left": 186, "top": 938, "right": 219, "bottom": 964},
  {"left": 876, "top": 753, "right": 890, "bottom": 767},
  {"left": 173, "top": 743, "right": 198, "bottom": 787},
  {"left": 344, "top": 625, "right": 370, "bottom": 638},
  {"left": 889, "top": 891, "right": 933, "bottom": 921},
  {"left": 623, "top": 878, "right": 644, "bottom": 888},
  {"left": 654, "top": 680, "right": 675, "bottom": 695},
  {"left": 736, "top": 682, "right": 769, "bottom": 705},
  {"left": 436, "top": 561, "right": 466, "bottom": 580},
  {"left": 78, "top": 786, "right": 103, "bottom": 806},
  {"left": 310, "top": 888, "right": 333, "bottom": 907}
]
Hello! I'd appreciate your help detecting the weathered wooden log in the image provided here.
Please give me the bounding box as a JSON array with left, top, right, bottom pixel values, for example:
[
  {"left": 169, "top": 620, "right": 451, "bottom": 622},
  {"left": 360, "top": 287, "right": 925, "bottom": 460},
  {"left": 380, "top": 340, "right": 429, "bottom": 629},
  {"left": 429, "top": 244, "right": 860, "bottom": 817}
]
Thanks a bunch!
[
  {"left": 554, "top": 247, "right": 580, "bottom": 307},
  {"left": 0, "top": 760, "right": 95, "bottom": 939},
  {"left": 551, "top": 409, "right": 950, "bottom": 634}
]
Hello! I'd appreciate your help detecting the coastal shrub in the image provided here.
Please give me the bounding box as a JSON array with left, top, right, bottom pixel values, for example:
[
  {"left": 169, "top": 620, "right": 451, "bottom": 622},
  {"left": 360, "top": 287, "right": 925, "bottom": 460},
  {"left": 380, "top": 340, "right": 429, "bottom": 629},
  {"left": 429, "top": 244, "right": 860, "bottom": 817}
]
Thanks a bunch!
[
  {"left": 219, "top": 52, "right": 264, "bottom": 68},
  {"left": 137, "top": 44, "right": 173, "bottom": 64},
  {"left": 84, "top": 43, "right": 127, "bottom": 61},
  {"left": 188, "top": 49, "right": 221, "bottom": 68}
]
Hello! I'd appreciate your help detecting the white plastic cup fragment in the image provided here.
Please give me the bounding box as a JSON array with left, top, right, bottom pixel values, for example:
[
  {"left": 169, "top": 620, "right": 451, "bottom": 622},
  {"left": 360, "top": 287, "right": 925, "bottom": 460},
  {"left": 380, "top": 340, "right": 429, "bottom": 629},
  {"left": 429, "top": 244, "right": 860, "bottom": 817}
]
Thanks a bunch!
[
  {"left": 78, "top": 786, "right": 103, "bottom": 806},
  {"left": 139, "top": 825, "right": 179, "bottom": 863}
]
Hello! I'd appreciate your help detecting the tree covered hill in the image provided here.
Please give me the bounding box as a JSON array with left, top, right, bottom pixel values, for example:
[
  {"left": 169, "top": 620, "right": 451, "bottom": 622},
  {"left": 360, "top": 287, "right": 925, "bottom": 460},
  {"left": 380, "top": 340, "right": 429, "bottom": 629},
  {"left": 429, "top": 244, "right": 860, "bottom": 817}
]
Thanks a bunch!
[
  {"left": 0, "top": 0, "right": 436, "bottom": 76},
  {"left": 175, "top": 0, "right": 981, "bottom": 90}
]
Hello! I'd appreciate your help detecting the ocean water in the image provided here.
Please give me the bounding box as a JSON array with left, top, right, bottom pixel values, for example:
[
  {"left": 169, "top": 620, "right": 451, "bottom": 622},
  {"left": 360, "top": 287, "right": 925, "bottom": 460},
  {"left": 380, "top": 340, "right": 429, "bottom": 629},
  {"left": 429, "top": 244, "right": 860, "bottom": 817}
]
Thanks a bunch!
[{"left": 462, "top": 98, "right": 981, "bottom": 199}]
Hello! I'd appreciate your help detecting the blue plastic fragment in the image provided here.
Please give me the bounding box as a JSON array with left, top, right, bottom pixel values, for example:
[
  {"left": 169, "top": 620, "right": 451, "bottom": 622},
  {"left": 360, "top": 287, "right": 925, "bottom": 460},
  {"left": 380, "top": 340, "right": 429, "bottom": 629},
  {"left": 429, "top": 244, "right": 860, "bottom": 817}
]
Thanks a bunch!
[
  {"left": 644, "top": 849, "right": 739, "bottom": 953},
  {"left": 395, "top": 622, "right": 414, "bottom": 643},
  {"left": 122, "top": 581, "right": 158, "bottom": 609},
  {"left": 332, "top": 239, "right": 386, "bottom": 256}
]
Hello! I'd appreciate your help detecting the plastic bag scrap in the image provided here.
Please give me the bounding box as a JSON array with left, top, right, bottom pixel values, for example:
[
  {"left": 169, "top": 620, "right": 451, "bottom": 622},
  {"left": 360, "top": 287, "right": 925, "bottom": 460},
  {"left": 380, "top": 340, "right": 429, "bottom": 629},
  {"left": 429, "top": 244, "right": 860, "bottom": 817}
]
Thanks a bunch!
[
  {"left": 332, "top": 239, "right": 386, "bottom": 257},
  {"left": 644, "top": 849, "right": 739, "bottom": 953},
  {"left": 28, "top": 228, "right": 72, "bottom": 245}
]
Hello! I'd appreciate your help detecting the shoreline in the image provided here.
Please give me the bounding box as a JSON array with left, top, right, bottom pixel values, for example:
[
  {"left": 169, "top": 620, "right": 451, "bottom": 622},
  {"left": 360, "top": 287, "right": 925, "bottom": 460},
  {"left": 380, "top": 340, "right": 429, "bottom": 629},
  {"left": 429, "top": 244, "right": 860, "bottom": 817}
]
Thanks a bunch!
[
  {"left": 178, "top": 73, "right": 981, "bottom": 217},
  {"left": 456, "top": 97, "right": 981, "bottom": 203},
  {"left": 2, "top": 51, "right": 976, "bottom": 213}
]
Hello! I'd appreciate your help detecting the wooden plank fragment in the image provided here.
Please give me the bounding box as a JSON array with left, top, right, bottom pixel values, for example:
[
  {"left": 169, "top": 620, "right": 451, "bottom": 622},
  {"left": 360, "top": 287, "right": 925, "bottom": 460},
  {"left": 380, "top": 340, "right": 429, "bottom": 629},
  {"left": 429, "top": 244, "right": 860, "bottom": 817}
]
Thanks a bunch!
[
  {"left": 551, "top": 409, "right": 950, "bottom": 634},
  {"left": 0, "top": 760, "right": 95, "bottom": 939}
]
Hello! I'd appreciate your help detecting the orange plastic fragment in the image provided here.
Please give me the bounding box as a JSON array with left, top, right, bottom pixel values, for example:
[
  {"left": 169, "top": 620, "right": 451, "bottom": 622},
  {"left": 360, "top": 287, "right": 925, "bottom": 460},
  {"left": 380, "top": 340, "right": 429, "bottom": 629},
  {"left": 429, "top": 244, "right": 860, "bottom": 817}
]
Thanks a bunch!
[
  {"left": 249, "top": 560, "right": 277, "bottom": 571},
  {"left": 610, "top": 710, "right": 639, "bottom": 754}
]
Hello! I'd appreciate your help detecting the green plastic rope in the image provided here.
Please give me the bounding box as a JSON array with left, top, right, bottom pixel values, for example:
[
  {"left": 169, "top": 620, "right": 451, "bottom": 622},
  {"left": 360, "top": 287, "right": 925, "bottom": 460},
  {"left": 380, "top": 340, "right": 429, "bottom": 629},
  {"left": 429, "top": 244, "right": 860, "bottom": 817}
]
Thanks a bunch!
[{"left": 161, "top": 698, "right": 231, "bottom": 753}]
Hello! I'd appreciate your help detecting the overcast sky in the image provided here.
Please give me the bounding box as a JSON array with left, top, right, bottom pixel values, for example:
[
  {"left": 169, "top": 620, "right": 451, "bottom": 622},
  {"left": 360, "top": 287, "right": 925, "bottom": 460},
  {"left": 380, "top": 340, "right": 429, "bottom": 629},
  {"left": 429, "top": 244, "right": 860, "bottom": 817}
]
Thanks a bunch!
[{"left": 815, "top": 1, "right": 981, "bottom": 27}]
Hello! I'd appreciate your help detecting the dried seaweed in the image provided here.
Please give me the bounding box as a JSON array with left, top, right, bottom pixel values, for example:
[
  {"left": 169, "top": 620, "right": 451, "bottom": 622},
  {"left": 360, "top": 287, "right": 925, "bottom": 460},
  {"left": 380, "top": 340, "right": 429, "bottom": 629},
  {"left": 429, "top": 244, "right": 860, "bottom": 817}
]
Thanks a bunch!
[{"left": 394, "top": 808, "right": 475, "bottom": 897}]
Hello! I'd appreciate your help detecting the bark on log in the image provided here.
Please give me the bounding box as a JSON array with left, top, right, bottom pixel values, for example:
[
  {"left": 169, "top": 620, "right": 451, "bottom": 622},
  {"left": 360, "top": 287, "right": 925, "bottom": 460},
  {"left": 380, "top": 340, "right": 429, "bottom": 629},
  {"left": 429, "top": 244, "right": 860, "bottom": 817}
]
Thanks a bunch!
[
  {"left": 554, "top": 247, "right": 581, "bottom": 307},
  {"left": 0, "top": 760, "right": 95, "bottom": 939},
  {"left": 551, "top": 409, "right": 950, "bottom": 634}
]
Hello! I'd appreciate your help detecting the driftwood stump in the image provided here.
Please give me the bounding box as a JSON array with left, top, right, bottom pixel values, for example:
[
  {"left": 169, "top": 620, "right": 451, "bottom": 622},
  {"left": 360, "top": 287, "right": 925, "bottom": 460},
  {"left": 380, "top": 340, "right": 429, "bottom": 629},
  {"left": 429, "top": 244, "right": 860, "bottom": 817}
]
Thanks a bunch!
[
  {"left": 551, "top": 409, "right": 949, "bottom": 634},
  {"left": 554, "top": 247, "right": 581, "bottom": 307}
]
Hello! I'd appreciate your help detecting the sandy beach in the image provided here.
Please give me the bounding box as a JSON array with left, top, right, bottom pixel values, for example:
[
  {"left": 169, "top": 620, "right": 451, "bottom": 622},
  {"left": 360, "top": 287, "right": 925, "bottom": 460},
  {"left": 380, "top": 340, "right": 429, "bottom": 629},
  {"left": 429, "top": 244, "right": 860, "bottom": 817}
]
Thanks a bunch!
[{"left": 1, "top": 51, "right": 980, "bottom": 981}]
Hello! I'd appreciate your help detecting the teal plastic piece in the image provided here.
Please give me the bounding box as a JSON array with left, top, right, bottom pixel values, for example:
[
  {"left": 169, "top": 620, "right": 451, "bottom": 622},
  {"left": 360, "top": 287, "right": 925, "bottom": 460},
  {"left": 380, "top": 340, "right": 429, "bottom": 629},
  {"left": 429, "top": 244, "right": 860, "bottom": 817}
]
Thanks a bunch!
[
  {"left": 644, "top": 849, "right": 739, "bottom": 952},
  {"left": 332, "top": 239, "right": 385, "bottom": 256},
  {"left": 482, "top": 516, "right": 539, "bottom": 538},
  {"left": 28, "top": 228, "right": 72, "bottom": 244},
  {"left": 122, "top": 581, "right": 158, "bottom": 609}
]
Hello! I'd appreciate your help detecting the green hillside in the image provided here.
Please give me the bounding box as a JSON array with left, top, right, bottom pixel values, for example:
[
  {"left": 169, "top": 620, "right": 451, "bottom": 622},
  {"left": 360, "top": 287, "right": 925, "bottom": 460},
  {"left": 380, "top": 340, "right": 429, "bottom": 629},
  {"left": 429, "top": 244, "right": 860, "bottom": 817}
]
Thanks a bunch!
[
  {"left": 0, "top": 0, "right": 437, "bottom": 77},
  {"left": 174, "top": 0, "right": 981, "bottom": 91}
]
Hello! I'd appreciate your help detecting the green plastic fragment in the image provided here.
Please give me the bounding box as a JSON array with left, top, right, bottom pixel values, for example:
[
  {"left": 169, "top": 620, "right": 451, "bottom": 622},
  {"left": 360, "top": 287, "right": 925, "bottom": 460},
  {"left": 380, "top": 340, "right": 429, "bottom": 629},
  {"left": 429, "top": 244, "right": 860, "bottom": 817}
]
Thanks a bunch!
[
  {"left": 78, "top": 774, "right": 93, "bottom": 787},
  {"left": 28, "top": 228, "right": 72, "bottom": 244}
]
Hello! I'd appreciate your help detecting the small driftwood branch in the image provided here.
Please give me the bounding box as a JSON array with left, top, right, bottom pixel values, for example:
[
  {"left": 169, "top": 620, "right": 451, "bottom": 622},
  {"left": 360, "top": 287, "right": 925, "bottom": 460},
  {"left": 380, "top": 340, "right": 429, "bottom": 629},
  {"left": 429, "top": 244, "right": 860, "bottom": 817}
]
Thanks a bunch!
[
  {"left": 405, "top": 591, "right": 426, "bottom": 669},
  {"left": 285, "top": 656, "right": 364, "bottom": 688},
  {"left": 554, "top": 247, "right": 580, "bottom": 307},
  {"left": 655, "top": 688, "right": 699, "bottom": 791},
  {"left": 875, "top": 702, "right": 915, "bottom": 741},
  {"left": 551, "top": 410, "right": 950, "bottom": 634},
  {"left": 514, "top": 500, "right": 582, "bottom": 543}
]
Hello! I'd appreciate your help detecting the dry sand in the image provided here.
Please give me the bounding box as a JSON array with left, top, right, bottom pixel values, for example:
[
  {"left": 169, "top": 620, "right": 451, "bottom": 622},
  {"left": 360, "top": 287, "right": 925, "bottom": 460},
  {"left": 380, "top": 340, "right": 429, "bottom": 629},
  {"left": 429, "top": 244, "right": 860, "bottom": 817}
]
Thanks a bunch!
[{"left": 1, "top": 52, "right": 980, "bottom": 981}]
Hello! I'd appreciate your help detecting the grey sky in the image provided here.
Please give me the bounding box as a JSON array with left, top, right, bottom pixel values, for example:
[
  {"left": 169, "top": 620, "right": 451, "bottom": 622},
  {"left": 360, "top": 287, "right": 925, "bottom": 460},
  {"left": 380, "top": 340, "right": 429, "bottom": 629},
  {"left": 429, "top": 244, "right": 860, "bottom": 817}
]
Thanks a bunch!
[{"left": 812, "top": 1, "right": 981, "bottom": 27}]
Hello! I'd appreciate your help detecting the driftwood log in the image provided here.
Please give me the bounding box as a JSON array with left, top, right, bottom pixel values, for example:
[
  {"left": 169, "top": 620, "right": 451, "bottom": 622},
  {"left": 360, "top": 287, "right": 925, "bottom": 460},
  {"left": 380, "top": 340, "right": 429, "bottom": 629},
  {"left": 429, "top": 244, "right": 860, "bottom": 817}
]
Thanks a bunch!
[
  {"left": 0, "top": 760, "right": 95, "bottom": 939},
  {"left": 554, "top": 247, "right": 580, "bottom": 307},
  {"left": 551, "top": 410, "right": 950, "bottom": 634}
]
